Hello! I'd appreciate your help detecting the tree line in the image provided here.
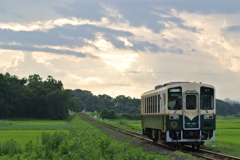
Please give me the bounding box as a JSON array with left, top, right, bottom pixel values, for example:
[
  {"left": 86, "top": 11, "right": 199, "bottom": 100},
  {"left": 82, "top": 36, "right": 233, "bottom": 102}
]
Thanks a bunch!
[
  {"left": 71, "top": 89, "right": 140, "bottom": 114},
  {"left": 0, "top": 72, "right": 239, "bottom": 119},
  {"left": 0, "top": 73, "right": 72, "bottom": 119}
]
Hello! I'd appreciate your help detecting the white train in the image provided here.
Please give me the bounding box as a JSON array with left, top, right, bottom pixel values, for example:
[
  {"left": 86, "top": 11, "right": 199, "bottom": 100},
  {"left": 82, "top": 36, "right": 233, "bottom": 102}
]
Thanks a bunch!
[{"left": 141, "top": 82, "right": 216, "bottom": 149}]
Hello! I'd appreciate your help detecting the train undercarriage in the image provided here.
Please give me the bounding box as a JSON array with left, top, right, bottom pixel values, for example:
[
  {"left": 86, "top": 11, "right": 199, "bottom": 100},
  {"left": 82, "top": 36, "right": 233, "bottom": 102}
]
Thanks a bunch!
[{"left": 143, "top": 128, "right": 214, "bottom": 150}]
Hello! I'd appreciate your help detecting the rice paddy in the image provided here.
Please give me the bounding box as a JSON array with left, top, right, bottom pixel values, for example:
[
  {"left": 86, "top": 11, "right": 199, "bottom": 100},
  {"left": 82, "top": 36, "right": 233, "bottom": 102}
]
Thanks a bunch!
[{"left": 0, "top": 119, "right": 72, "bottom": 148}]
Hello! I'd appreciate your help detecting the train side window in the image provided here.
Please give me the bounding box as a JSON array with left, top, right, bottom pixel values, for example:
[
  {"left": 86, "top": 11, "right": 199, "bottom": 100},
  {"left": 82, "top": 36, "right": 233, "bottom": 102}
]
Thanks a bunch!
[
  {"left": 152, "top": 96, "right": 154, "bottom": 113},
  {"left": 149, "top": 97, "right": 151, "bottom": 113},
  {"left": 153, "top": 96, "right": 155, "bottom": 113},
  {"left": 148, "top": 97, "right": 150, "bottom": 113},
  {"left": 147, "top": 97, "right": 149, "bottom": 113},
  {"left": 144, "top": 98, "right": 146, "bottom": 113},
  {"left": 154, "top": 96, "right": 157, "bottom": 113},
  {"left": 151, "top": 96, "right": 153, "bottom": 113},
  {"left": 163, "top": 94, "right": 166, "bottom": 107},
  {"left": 158, "top": 95, "right": 161, "bottom": 113},
  {"left": 145, "top": 98, "right": 148, "bottom": 113}
]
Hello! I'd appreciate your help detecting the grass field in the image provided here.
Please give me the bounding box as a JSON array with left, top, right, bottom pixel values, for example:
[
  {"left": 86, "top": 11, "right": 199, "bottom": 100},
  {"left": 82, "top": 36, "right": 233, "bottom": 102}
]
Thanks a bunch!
[
  {"left": 0, "top": 119, "right": 72, "bottom": 148},
  {"left": 0, "top": 115, "right": 175, "bottom": 159},
  {"left": 0, "top": 130, "right": 68, "bottom": 147},
  {"left": 215, "top": 116, "right": 240, "bottom": 144}
]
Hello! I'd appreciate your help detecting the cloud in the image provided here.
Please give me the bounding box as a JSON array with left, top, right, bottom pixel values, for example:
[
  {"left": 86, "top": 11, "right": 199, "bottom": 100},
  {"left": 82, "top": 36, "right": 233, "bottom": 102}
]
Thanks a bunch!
[
  {"left": 54, "top": 1, "right": 104, "bottom": 21},
  {"left": 2, "top": 51, "right": 58, "bottom": 78},
  {"left": 1, "top": 0, "right": 240, "bottom": 101},
  {"left": 53, "top": 0, "right": 187, "bottom": 33},
  {"left": 0, "top": 43, "right": 88, "bottom": 57},
  {"left": 223, "top": 25, "right": 240, "bottom": 32},
  {"left": 178, "top": 24, "right": 203, "bottom": 33},
  {"left": 0, "top": 0, "right": 75, "bottom": 23},
  {"left": 157, "top": 0, "right": 240, "bottom": 14},
  {"left": 0, "top": 24, "right": 133, "bottom": 56}
]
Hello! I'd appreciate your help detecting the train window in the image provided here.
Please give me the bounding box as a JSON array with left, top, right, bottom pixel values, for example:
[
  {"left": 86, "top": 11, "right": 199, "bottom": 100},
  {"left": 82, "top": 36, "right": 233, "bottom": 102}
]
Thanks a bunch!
[
  {"left": 144, "top": 98, "right": 146, "bottom": 113},
  {"left": 158, "top": 95, "right": 160, "bottom": 113},
  {"left": 200, "top": 87, "right": 214, "bottom": 110},
  {"left": 153, "top": 96, "right": 155, "bottom": 113},
  {"left": 168, "top": 87, "right": 182, "bottom": 110},
  {"left": 155, "top": 96, "right": 157, "bottom": 113},
  {"left": 163, "top": 94, "right": 166, "bottom": 106},
  {"left": 147, "top": 97, "right": 150, "bottom": 113},
  {"left": 186, "top": 95, "right": 196, "bottom": 110},
  {"left": 150, "top": 97, "right": 152, "bottom": 113},
  {"left": 146, "top": 97, "right": 148, "bottom": 113}
]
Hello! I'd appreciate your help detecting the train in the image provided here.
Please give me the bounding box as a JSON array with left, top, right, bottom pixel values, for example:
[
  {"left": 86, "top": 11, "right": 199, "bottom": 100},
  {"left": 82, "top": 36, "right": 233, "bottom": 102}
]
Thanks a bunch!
[{"left": 141, "top": 82, "right": 215, "bottom": 149}]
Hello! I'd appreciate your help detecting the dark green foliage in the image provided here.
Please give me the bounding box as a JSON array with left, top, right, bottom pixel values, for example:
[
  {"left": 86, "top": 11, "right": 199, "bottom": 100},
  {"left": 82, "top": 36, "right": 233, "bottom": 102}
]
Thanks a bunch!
[
  {"left": 216, "top": 99, "right": 240, "bottom": 116},
  {"left": 72, "top": 90, "right": 141, "bottom": 114},
  {"left": 100, "top": 107, "right": 118, "bottom": 119},
  {"left": 71, "top": 89, "right": 101, "bottom": 112},
  {"left": 0, "top": 72, "right": 73, "bottom": 119}
]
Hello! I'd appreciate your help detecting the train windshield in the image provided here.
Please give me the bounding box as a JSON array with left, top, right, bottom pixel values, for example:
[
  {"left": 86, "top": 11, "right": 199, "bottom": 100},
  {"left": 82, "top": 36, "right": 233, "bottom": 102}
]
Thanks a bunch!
[
  {"left": 168, "top": 87, "right": 182, "bottom": 110},
  {"left": 186, "top": 95, "right": 197, "bottom": 110},
  {"left": 200, "top": 87, "right": 214, "bottom": 109}
]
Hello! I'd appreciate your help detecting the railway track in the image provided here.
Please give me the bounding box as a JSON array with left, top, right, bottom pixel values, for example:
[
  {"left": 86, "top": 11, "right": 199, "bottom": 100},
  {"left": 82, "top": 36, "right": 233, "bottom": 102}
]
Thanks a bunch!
[{"left": 79, "top": 113, "right": 240, "bottom": 160}]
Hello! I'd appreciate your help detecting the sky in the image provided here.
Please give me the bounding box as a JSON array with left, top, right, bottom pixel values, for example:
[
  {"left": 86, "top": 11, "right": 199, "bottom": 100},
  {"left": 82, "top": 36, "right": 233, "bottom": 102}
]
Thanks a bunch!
[{"left": 1, "top": 0, "right": 240, "bottom": 100}]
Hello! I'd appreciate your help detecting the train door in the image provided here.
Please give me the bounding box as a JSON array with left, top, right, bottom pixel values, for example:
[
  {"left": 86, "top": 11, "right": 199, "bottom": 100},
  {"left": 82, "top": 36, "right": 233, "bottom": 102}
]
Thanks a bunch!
[{"left": 183, "top": 91, "right": 200, "bottom": 130}]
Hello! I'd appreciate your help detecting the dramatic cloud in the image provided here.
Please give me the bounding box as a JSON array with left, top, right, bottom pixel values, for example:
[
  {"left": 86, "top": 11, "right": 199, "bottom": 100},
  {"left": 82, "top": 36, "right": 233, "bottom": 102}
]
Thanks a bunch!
[{"left": 1, "top": 0, "right": 240, "bottom": 100}]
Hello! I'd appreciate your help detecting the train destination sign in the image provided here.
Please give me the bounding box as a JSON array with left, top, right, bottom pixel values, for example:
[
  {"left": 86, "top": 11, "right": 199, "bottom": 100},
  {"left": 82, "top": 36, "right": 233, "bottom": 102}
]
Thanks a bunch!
[{"left": 169, "top": 88, "right": 181, "bottom": 92}]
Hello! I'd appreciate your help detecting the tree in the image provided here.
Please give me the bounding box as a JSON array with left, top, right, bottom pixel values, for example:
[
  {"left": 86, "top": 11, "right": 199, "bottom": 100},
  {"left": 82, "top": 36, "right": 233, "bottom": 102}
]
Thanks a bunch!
[
  {"left": 0, "top": 73, "right": 71, "bottom": 119},
  {"left": 100, "top": 107, "right": 110, "bottom": 119}
]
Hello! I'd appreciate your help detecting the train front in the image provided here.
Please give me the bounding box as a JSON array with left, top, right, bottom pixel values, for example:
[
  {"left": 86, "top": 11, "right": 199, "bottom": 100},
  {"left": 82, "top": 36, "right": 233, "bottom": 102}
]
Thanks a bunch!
[{"left": 166, "top": 83, "right": 216, "bottom": 148}]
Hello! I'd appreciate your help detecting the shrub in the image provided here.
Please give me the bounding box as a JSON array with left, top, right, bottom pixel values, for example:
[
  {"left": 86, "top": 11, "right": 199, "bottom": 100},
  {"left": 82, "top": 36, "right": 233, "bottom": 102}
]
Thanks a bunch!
[
  {"left": 100, "top": 108, "right": 118, "bottom": 119},
  {"left": 0, "top": 139, "right": 21, "bottom": 157}
]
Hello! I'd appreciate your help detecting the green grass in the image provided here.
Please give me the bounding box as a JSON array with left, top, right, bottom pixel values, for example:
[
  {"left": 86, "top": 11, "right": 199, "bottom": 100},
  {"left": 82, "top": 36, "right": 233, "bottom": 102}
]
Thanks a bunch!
[
  {"left": 67, "top": 114, "right": 171, "bottom": 160},
  {"left": 0, "top": 119, "right": 72, "bottom": 149},
  {"left": 0, "top": 124, "right": 73, "bottom": 130},
  {"left": 0, "top": 130, "right": 69, "bottom": 148},
  {"left": 0, "top": 120, "right": 73, "bottom": 130},
  {"left": 215, "top": 116, "right": 240, "bottom": 145},
  {"left": 11, "top": 120, "right": 67, "bottom": 125},
  {"left": 86, "top": 112, "right": 142, "bottom": 132}
]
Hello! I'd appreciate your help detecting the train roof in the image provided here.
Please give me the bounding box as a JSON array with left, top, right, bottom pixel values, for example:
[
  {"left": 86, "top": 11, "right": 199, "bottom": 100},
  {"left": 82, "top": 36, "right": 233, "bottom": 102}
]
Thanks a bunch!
[{"left": 141, "top": 81, "right": 214, "bottom": 97}]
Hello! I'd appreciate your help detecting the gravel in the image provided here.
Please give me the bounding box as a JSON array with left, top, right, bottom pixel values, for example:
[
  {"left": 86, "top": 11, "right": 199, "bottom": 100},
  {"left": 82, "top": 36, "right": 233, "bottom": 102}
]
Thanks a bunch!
[{"left": 101, "top": 127, "right": 185, "bottom": 160}]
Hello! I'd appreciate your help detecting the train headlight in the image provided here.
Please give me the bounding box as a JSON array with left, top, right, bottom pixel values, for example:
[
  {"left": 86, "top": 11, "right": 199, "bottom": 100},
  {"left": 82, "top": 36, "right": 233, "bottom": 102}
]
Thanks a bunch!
[
  {"left": 169, "top": 115, "right": 179, "bottom": 120},
  {"left": 204, "top": 115, "right": 213, "bottom": 119}
]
